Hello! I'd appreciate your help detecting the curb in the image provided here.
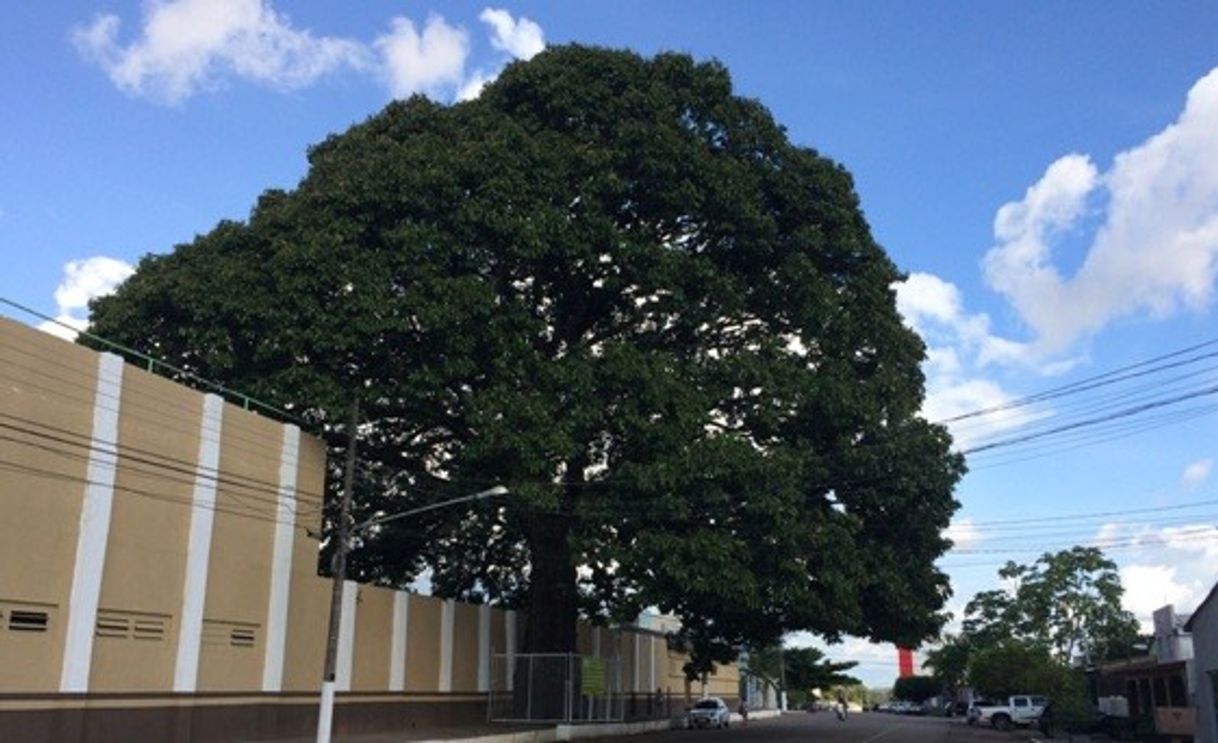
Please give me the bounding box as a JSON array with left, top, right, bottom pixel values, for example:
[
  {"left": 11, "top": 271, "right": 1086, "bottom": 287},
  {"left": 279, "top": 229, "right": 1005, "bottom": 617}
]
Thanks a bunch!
[{"left": 436, "top": 709, "right": 785, "bottom": 742}]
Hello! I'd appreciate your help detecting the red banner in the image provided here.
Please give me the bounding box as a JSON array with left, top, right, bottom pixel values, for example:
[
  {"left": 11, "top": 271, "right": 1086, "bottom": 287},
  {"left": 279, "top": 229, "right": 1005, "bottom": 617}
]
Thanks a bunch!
[{"left": 897, "top": 647, "right": 914, "bottom": 678}]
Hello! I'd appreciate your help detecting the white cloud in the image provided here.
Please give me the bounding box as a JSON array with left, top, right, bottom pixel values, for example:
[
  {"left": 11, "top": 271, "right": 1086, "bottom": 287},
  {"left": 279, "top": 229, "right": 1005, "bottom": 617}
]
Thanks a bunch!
[
  {"left": 1120, "top": 564, "right": 1201, "bottom": 630},
  {"left": 456, "top": 9, "right": 548, "bottom": 101},
  {"left": 895, "top": 273, "right": 1048, "bottom": 449},
  {"left": 375, "top": 15, "right": 469, "bottom": 99},
  {"left": 456, "top": 68, "right": 496, "bottom": 102},
  {"left": 479, "top": 8, "right": 545, "bottom": 61},
  {"left": 72, "top": 4, "right": 547, "bottom": 105},
  {"left": 38, "top": 257, "right": 134, "bottom": 340},
  {"left": 1086, "top": 521, "right": 1218, "bottom": 630},
  {"left": 945, "top": 517, "right": 982, "bottom": 551},
  {"left": 1181, "top": 458, "right": 1212, "bottom": 490},
  {"left": 72, "top": 0, "right": 369, "bottom": 104},
  {"left": 984, "top": 66, "right": 1218, "bottom": 353}
]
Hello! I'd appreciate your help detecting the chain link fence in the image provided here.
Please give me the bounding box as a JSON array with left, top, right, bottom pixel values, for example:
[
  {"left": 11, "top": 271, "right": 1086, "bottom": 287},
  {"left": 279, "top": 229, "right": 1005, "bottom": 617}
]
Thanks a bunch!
[{"left": 490, "top": 653, "right": 644, "bottom": 723}]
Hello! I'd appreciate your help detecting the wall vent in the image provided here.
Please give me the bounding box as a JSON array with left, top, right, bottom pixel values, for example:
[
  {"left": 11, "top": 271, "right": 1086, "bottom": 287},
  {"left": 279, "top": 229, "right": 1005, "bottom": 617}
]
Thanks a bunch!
[
  {"left": 96, "top": 610, "right": 169, "bottom": 641},
  {"left": 202, "top": 619, "right": 259, "bottom": 649},
  {"left": 9, "top": 610, "right": 49, "bottom": 632},
  {"left": 0, "top": 600, "right": 55, "bottom": 633}
]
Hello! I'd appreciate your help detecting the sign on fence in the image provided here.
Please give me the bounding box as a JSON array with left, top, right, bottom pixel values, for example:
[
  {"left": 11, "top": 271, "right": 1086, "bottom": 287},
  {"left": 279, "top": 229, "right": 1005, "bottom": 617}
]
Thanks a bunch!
[{"left": 581, "top": 658, "right": 606, "bottom": 695}]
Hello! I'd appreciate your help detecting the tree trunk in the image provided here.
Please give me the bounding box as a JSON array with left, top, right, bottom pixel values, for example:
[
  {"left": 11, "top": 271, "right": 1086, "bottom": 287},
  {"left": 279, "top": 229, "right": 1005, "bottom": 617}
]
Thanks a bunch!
[
  {"left": 523, "top": 513, "right": 579, "bottom": 653},
  {"left": 512, "top": 512, "right": 580, "bottom": 720}
]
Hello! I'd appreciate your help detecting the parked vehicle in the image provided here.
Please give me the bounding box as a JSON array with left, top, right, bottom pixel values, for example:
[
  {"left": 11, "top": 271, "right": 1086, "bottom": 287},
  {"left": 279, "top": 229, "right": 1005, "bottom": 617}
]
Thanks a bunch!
[
  {"left": 1036, "top": 703, "right": 1136, "bottom": 739},
  {"left": 967, "top": 695, "right": 1047, "bottom": 730},
  {"left": 687, "top": 697, "right": 731, "bottom": 729}
]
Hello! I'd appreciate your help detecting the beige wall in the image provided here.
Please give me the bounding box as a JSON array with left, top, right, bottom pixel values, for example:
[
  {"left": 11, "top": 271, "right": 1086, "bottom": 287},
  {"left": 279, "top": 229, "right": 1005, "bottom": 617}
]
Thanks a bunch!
[
  {"left": 452, "top": 602, "right": 480, "bottom": 691},
  {"left": 351, "top": 585, "right": 393, "bottom": 691},
  {"left": 405, "top": 594, "right": 442, "bottom": 691},
  {"left": 0, "top": 317, "right": 742, "bottom": 701},
  {"left": 91, "top": 369, "right": 200, "bottom": 691},
  {"left": 281, "top": 435, "right": 329, "bottom": 692},
  {"left": 0, "top": 320, "right": 98, "bottom": 691}
]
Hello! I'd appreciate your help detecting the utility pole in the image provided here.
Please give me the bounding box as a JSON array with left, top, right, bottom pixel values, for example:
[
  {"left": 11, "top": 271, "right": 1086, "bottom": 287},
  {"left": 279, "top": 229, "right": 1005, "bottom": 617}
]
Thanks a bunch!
[
  {"left": 317, "top": 399, "right": 358, "bottom": 743},
  {"left": 778, "top": 643, "right": 787, "bottom": 712}
]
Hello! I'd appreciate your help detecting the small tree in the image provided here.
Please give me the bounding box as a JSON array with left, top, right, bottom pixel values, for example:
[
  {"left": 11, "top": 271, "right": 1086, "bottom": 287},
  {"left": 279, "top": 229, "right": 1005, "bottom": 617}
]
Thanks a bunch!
[
  {"left": 892, "top": 675, "right": 939, "bottom": 703},
  {"left": 968, "top": 640, "right": 1089, "bottom": 719},
  {"left": 963, "top": 547, "right": 1141, "bottom": 665},
  {"left": 924, "top": 634, "right": 970, "bottom": 696}
]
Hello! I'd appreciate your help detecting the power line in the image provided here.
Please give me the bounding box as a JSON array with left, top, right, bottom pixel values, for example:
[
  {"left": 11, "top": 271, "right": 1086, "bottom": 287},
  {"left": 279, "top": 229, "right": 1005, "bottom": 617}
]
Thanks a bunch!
[{"left": 1, "top": 297, "right": 308, "bottom": 427}]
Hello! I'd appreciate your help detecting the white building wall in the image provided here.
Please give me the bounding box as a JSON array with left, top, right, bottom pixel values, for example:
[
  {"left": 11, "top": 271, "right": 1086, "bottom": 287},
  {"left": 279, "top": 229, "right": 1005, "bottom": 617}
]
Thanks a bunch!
[{"left": 1192, "top": 598, "right": 1217, "bottom": 743}]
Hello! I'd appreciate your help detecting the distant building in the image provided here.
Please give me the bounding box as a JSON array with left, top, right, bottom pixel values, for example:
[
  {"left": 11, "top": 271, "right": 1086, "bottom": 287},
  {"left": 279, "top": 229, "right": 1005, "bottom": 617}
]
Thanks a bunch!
[
  {"left": 1094, "top": 604, "right": 1195, "bottom": 739},
  {"left": 1184, "top": 580, "right": 1218, "bottom": 743}
]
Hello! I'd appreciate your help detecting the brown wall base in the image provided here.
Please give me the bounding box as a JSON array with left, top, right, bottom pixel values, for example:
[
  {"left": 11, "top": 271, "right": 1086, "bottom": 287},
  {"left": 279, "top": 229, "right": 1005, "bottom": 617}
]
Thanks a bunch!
[{"left": 0, "top": 694, "right": 488, "bottom": 743}]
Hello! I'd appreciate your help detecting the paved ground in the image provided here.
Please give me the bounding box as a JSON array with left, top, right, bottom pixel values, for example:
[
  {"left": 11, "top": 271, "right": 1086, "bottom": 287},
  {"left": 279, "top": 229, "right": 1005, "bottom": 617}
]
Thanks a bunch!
[{"left": 597, "top": 712, "right": 1039, "bottom": 743}]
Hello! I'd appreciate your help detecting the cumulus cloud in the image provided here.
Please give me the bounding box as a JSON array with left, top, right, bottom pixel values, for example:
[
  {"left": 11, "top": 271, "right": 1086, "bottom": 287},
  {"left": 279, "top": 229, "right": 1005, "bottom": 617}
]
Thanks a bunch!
[
  {"left": 455, "top": 9, "right": 547, "bottom": 101},
  {"left": 479, "top": 8, "right": 545, "bottom": 61},
  {"left": 984, "top": 66, "right": 1218, "bottom": 354},
  {"left": 895, "top": 273, "right": 1047, "bottom": 449},
  {"left": 1181, "top": 458, "right": 1212, "bottom": 489},
  {"left": 71, "top": 0, "right": 369, "bottom": 104},
  {"left": 1120, "top": 564, "right": 1201, "bottom": 630},
  {"left": 1087, "top": 521, "right": 1218, "bottom": 630},
  {"left": 38, "top": 257, "right": 134, "bottom": 340},
  {"left": 72, "top": 3, "right": 548, "bottom": 104},
  {"left": 375, "top": 15, "right": 469, "bottom": 99},
  {"left": 456, "top": 68, "right": 496, "bottom": 102}
]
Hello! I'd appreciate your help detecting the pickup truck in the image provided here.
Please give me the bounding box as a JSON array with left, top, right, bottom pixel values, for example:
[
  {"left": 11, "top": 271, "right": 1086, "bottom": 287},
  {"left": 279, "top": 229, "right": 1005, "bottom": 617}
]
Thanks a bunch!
[{"left": 967, "top": 695, "right": 1048, "bottom": 730}]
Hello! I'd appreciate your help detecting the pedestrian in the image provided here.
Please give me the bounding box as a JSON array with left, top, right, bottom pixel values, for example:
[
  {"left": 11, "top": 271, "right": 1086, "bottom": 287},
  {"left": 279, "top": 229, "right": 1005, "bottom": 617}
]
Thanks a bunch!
[
  {"left": 836, "top": 693, "right": 848, "bottom": 721},
  {"left": 738, "top": 699, "right": 749, "bottom": 725}
]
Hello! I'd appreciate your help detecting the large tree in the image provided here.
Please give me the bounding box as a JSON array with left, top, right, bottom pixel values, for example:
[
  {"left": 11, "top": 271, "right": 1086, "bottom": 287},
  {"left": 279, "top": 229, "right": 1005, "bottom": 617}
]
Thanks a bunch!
[{"left": 86, "top": 46, "right": 963, "bottom": 664}]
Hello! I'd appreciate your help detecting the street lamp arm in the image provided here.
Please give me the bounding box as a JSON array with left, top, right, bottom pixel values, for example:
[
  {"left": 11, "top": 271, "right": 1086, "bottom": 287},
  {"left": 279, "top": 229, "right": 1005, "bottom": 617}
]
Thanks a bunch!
[{"left": 351, "top": 485, "right": 508, "bottom": 533}]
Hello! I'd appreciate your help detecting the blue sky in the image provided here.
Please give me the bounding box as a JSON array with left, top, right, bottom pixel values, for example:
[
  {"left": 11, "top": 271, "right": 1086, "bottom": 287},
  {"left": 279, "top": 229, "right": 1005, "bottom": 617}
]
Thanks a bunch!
[{"left": 3, "top": 2, "right": 1218, "bottom": 686}]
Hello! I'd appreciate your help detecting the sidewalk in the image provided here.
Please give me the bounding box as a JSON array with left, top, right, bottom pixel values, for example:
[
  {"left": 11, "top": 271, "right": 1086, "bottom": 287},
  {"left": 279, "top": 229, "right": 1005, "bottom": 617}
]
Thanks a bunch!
[{"left": 264, "top": 710, "right": 783, "bottom": 743}]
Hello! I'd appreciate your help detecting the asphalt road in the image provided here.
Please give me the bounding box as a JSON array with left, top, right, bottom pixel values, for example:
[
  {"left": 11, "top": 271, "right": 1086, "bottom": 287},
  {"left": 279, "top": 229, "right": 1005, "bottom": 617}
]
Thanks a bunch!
[{"left": 599, "top": 712, "right": 1037, "bottom": 743}]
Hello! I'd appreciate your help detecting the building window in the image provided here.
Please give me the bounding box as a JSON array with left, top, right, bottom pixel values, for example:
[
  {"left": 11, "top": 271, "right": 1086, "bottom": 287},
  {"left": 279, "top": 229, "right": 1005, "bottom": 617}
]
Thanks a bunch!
[
  {"left": 1153, "top": 677, "right": 1168, "bottom": 708},
  {"left": 1168, "top": 674, "right": 1187, "bottom": 707}
]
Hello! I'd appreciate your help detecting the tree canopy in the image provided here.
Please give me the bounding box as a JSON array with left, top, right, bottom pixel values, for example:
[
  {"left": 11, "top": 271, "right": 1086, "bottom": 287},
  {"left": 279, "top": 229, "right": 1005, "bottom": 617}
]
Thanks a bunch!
[
  {"left": 892, "top": 675, "right": 939, "bottom": 704},
  {"left": 962, "top": 547, "right": 1142, "bottom": 665},
  {"left": 746, "top": 646, "right": 860, "bottom": 695},
  {"left": 86, "top": 45, "right": 963, "bottom": 665}
]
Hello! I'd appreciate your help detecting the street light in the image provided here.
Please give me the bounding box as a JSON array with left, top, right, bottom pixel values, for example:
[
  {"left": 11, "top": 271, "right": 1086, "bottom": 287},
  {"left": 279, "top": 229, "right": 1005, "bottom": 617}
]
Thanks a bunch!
[{"left": 315, "top": 476, "right": 508, "bottom": 743}]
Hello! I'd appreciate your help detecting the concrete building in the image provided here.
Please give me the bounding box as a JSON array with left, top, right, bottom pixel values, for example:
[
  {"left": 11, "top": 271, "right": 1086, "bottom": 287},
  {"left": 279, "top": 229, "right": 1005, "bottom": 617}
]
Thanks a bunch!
[
  {"left": 1185, "top": 581, "right": 1218, "bottom": 743},
  {"left": 1094, "top": 604, "right": 1196, "bottom": 739},
  {"left": 0, "top": 317, "right": 738, "bottom": 741}
]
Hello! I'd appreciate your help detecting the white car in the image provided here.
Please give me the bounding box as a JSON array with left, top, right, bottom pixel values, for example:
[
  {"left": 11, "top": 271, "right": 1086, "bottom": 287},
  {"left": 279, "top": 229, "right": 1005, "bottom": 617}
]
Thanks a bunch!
[
  {"left": 967, "top": 695, "right": 1047, "bottom": 730},
  {"left": 688, "top": 697, "right": 731, "bottom": 729}
]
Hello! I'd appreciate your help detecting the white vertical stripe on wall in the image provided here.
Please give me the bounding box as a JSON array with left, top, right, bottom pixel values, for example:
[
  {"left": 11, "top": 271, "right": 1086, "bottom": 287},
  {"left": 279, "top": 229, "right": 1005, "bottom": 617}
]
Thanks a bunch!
[
  {"left": 505, "top": 610, "right": 517, "bottom": 691},
  {"left": 439, "top": 598, "right": 455, "bottom": 692},
  {"left": 389, "top": 592, "right": 409, "bottom": 691},
  {"left": 173, "top": 394, "right": 224, "bottom": 692},
  {"left": 60, "top": 352, "right": 124, "bottom": 693},
  {"left": 261, "top": 424, "right": 300, "bottom": 691},
  {"left": 477, "top": 603, "right": 491, "bottom": 692},
  {"left": 633, "top": 633, "right": 642, "bottom": 692},
  {"left": 649, "top": 635, "right": 656, "bottom": 692},
  {"left": 336, "top": 581, "right": 358, "bottom": 692}
]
